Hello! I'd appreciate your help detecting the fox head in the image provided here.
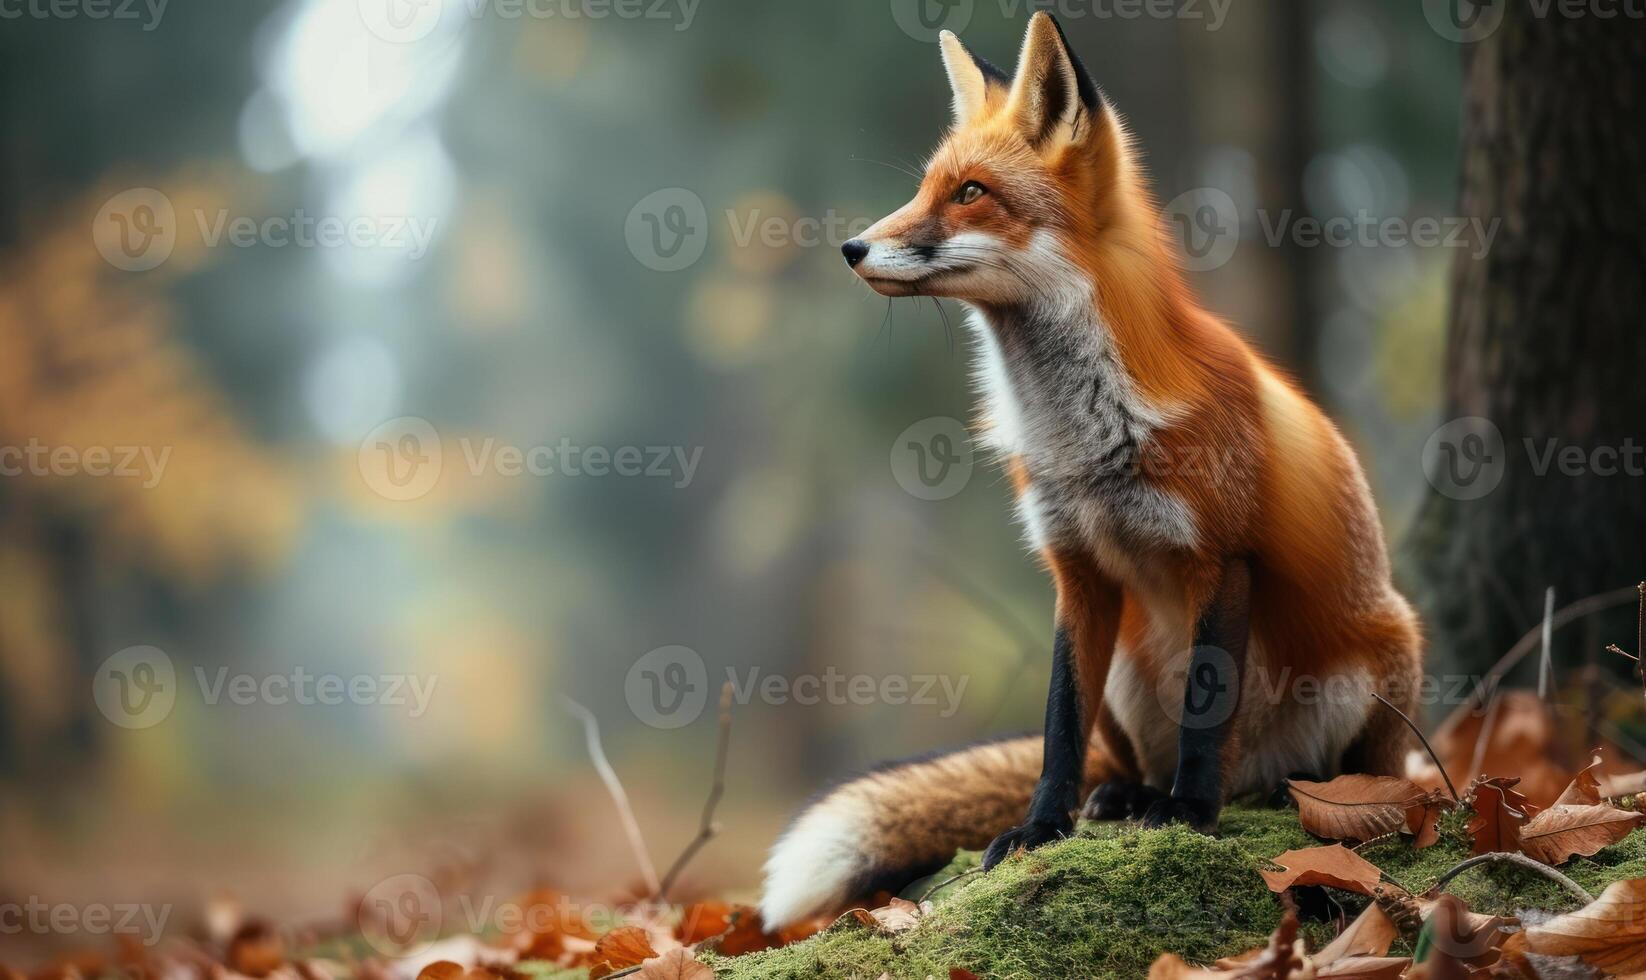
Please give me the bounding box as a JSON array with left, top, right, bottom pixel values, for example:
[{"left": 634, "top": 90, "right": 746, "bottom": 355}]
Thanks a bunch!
[{"left": 844, "top": 13, "right": 1151, "bottom": 308}]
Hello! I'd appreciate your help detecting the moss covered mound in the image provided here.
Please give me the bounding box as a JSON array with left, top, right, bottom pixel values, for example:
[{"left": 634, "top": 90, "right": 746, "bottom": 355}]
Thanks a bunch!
[{"left": 708, "top": 805, "right": 1646, "bottom": 980}]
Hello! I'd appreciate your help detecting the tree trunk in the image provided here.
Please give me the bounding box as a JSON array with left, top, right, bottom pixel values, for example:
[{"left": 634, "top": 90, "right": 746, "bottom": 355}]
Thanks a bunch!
[{"left": 1408, "top": 11, "right": 1646, "bottom": 680}]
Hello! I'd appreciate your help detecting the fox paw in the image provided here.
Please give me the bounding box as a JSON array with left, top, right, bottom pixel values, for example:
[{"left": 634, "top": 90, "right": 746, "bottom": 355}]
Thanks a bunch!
[
  {"left": 982, "top": 817, "right": 1071, "bottom": 870},
  {"left": 1081, "top": 781, "right": 1167, "bottom": 821},
  {"left": 1141, "top": 796, "right": 1218, "bottom": 833}
]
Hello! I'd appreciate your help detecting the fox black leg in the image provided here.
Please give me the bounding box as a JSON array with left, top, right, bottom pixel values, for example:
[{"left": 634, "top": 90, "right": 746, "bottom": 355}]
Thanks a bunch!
[
  {"left": 983, "top": 627, "right": 1082, "bottom": 869},
  {"left": 1143, "top": 557, "right": 1252, "bottom": 833}
]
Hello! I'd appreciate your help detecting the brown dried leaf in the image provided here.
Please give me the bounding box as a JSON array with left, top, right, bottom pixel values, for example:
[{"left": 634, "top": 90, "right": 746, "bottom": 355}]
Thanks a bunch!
[
  {"left": 1517, "top": 876, "right": 1646, "bottom": 975},
  {"left": 674, "top": 901, "right": 734, "bottom": 945},
  {"left": 1406, "top": 792, "right": 1448, "bottom": 850},
  {"left": 848, "top": 897, "right": 926, "bottom": 935},
  {"left": 634, "top": 949, "right": 713, "bottom": 980},
  {"left": 1519, "top": 802, "right": 1646, "bottom": 865},
  {"left": 1148, "top": 911, "right": 1305, "bottom": 978},
  {"left": 1314, "top": 903, "right": 1400, "bottom": 964},
  {"left": 1555, "top": 753, "right": 1606, "bottom": 806},
  {"left": 227, "top": 922, "right": 285, "bottom": 978},
  {"left": 1430, "top": 692, "right": 1572, "bottom": 808},
  {"left": 711, "top": 906, "right": 787, "bottom": 957},
  {"left": 1288, "top": 775, "right": 1431, "bottom": 843},
  {"left": 1417, "top": 894, "right": 1515, "bottom": 973},
  {"left": 586, "top": 927, "right": 658, "bottom": 979},
  {"left": 1405, "top": 895, "right": 1481, "bottom": 980},
  {"left": 1466, "top": 777, "right": 1534, "bottom": 856},
  {"left": 1259, "top": 845, "right": 1383, "bottom": 897}
]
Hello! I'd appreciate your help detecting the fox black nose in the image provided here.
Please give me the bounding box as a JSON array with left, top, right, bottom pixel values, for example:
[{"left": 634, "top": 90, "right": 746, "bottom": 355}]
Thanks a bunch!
[{"left": 841, "top": 238, "right": 869, "bottom": 267}]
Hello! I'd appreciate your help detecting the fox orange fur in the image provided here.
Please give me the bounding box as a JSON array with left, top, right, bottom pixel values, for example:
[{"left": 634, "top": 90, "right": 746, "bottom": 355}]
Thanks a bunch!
[{"left": 761, "top": 13, "right": 1423, "bottom": 928}]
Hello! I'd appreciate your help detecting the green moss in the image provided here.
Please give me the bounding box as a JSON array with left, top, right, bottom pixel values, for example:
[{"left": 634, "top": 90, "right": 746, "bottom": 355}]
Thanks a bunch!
[
  {"left": 712, "top": 817, "right": 1302, "bottom": 980},
  {"left": 708, "top": 803, "right": 1646, "bottom": 980}
]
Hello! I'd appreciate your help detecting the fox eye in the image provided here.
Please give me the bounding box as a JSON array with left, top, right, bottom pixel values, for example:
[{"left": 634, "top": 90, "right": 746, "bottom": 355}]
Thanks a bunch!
[{"left": 953, "top": 181, "right": 988, "bottom": 206}]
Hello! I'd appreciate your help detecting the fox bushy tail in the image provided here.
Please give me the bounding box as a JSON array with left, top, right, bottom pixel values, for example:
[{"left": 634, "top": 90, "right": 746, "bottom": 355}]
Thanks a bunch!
[{"left": 760, "top": 734, "right": 1114, "bottom": 928}]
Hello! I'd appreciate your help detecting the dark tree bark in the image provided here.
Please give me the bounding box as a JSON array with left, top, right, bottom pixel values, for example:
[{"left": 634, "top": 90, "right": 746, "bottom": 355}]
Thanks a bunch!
[{"left": 1408, "top": 10, "right": 1646, "bottom": 678}]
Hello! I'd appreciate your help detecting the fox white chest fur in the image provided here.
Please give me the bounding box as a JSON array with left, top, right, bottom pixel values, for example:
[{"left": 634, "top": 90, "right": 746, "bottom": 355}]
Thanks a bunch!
[{"left": 967, "top": 297, "right": 1198, "bottom": 563}]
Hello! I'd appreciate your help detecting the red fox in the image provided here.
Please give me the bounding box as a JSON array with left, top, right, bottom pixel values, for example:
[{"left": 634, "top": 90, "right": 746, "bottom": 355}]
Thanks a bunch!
[{"left": 760, "top": 12, "right": 1424, "bottom": 928}]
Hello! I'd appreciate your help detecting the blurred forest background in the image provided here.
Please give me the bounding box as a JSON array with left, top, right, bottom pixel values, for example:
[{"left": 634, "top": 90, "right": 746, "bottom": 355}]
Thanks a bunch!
[{"left": 1, "top": 0, "right": 1636, "bottom": 963}]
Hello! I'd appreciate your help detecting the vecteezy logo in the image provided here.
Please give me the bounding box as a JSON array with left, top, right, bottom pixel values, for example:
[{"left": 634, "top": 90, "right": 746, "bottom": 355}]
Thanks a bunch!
[
  {"left": 93, "top": 189, "right": 177, "bottom": 272},
  {"left": 1421, "top": 0, "right": 1506, "bottom": 43},
  {"left": 1162, "top": 187, "right": 1240, "bottom": 272},
  {"left": 625, "top": 645, "right": 709, "bottom": 729},
  {"left": 1154, "top": 645, "right": 1239, "bottom": 730},
  {"left": 625, "top": 188, "right": 709, "bottom": 272},
  {"left": 93, "top": 646, "right": 177, "bottom": 729},
  {"left": 357, "top": 0, "right": 446, "bottom": 44},
  {"left": 890, "top": 0, "right": 974, "bottom": 42},
  {"left": 359, "top": 873, "right": 442, "bottom": 957},
  {"left": 890, "top": 416, "right": 974, "bottom": 501},
  {"left": 358, "top": 416, "right": 443, "bottom": 501},
  {"left": 1422, "top": 416, "right": 1506, "bottom": 501}
]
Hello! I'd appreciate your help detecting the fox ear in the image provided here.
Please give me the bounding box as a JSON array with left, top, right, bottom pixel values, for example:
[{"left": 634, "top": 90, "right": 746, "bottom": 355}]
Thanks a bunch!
[
  {"left": 939, "top": 29, "right": 1003, "bottom": 126},
  {"left": 1006, "top": 12, "right": 1099, "bottom": 148}
]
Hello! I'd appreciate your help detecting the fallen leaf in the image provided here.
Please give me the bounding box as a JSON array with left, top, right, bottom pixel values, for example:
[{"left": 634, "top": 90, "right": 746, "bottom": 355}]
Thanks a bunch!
[
  {"left": 1413, "top": 894, "right": 1513, "bottom": 973},
  {"left": 1405, "top": 792, "right": 1448, "bottom": 849},
  {"left": 1428, "top": 692, "right": 1572, "bottom": 807},
  {"left": 1314, "top": 903, "right": 1399, "bottom": 964},
  {"left": 712, "top": 907, "right": 782, "bottom": 957},
  {"left": 1465, "top": 776, "right": 1534, "bottom": 856},
  {"left": 1148, "top": 911, "right": 1305, "bottom": 978},
  {"left": 1288, "top": 775, "right": 1431, "bottom": 843},
  {"left": 1516, "top": 876, "right": 1646, "bottom": 975},
  {"left": 1259, "top": 845, "right": 1383, "bottom": 897},
  {"left": 635, "top": 949, "right": 713, "bottom": 980},
  {"left": 586, "top": 927, "right": 658, "bottom": 979},
  {"left": 849, "top": 897, "right": 927, "bottom": 935},
  {"left": 509, "top": 889, "right": 598, "bottom": 960},
  {"left": 228, "top": 921, "right": 285, "bottom": 978},
  {"left": 949, "top": 970, "right": 980, "bottom": 980},
  {"left": 1554, "top": 752, "right": 1606, "bottom": 806},
  {"left": 1519, "top": 802, "right": 1646, "bottom": 865},
  {"left": 674, "top": 902, "right": 733, "bottom": 945}
]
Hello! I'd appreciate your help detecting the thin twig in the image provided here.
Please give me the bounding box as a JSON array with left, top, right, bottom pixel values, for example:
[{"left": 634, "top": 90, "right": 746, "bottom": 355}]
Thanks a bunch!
[
  {"left": 1372, "top": 692, "right": 1460, "bottom": 802},
  {"left": 657, "top": 682, "right": 735, "bottom": 901},
  {"left": 1638, "top": 581, "right": 1645, "bottom": 698},
  {"left": 1427, "top": 852, "right": 1595, "bottom": 906},
  {"left": 1538, "top": 587, "right": 1556, "bottom": 701},
  {"left": 1433, "top": 585, "right": 1642, "bottom": 744},
  {"left": 917, "top": 867, "right": 984, "bottom": 904},
  {"left": 563, "top": 696, "right": 661, "bottom": 895}
]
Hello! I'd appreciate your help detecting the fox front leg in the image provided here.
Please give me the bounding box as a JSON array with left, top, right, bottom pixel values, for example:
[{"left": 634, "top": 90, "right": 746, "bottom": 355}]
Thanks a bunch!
[
  {"left": 1143, "top": 557, "right": 1252, "bottom": 832},
  {"left": 981, "top": 626, "right": 1083, "bottom": 868}
]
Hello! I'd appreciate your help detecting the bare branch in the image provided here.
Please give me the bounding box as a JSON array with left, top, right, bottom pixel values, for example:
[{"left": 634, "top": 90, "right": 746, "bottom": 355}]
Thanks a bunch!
[
  {"left": 563, "top": 696, "right": 661, "bottom": 896},
  {"left": 1427, "top": 852, "right": 1595, "bottom": 907},
  {"left": 1538, "top": 586, "right": 1555, "bottom": 701},
  {"left": 657, "top": 682, "right": 735, "bottom": 901}
]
